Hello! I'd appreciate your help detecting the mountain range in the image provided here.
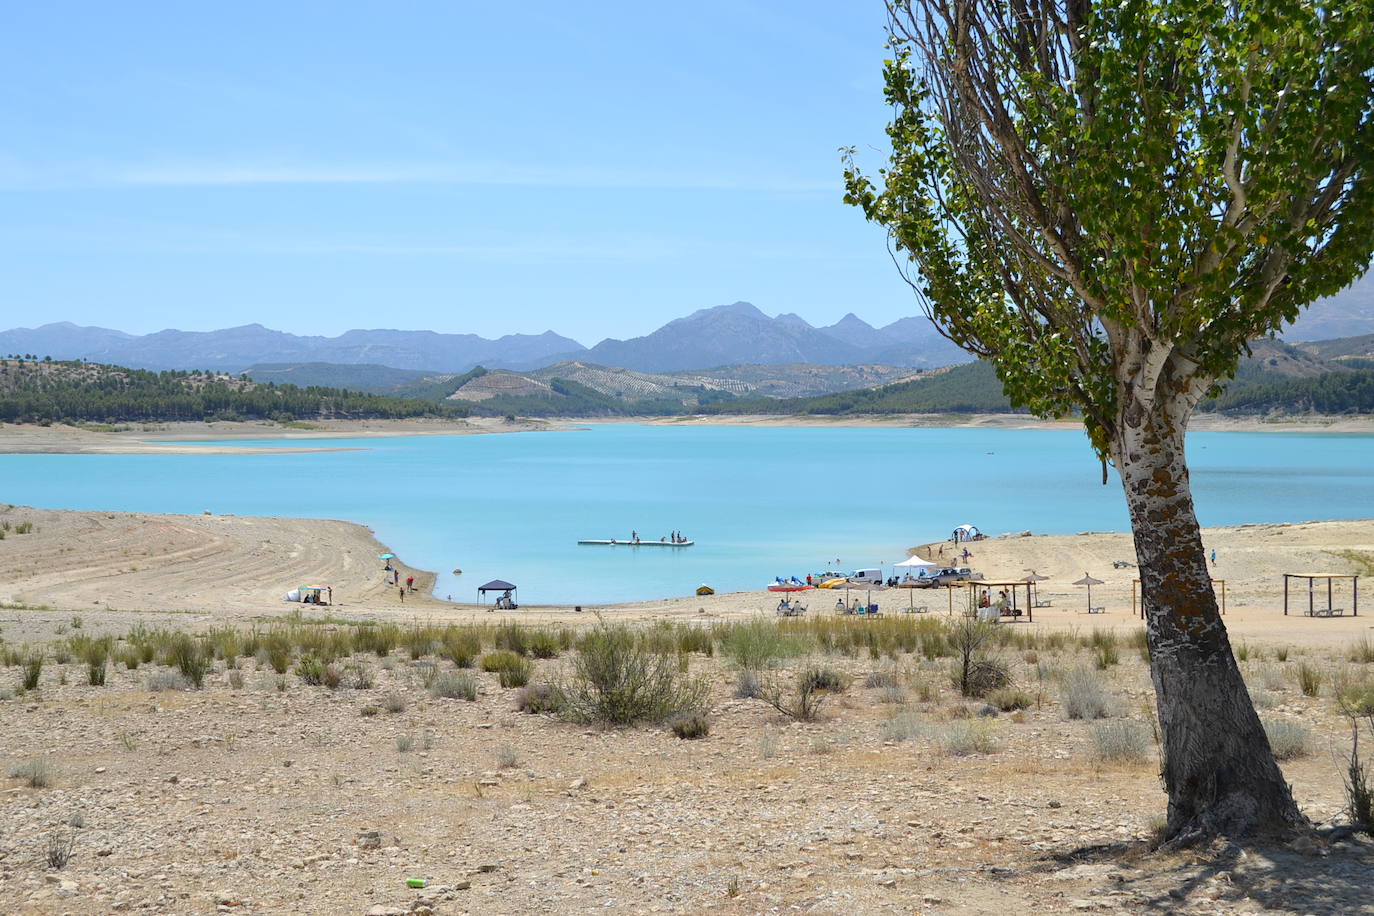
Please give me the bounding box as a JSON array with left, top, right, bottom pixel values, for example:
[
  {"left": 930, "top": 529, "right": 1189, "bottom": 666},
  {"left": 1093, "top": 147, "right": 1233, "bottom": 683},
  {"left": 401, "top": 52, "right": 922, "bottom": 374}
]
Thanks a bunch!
[
  {"left": 0, "top": 303, "right": 969, "bottom": 376},
  {"left": 4, "top": 274, "right": 1370, "bottom": 378}
]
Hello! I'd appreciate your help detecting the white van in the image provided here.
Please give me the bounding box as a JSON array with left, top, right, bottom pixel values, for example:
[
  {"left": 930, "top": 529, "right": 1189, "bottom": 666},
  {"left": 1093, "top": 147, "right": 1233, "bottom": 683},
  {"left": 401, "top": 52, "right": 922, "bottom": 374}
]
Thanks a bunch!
[{"left": 850, "top": 568, "right": 884, "bottom": 585}]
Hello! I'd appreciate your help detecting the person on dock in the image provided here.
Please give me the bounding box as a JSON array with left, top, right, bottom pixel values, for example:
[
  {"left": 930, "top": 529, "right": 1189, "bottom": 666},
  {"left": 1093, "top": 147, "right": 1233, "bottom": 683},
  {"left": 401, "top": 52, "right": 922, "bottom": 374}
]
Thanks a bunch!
[{"left": 632, "top": 530, "right": 638, "bottom": 543}]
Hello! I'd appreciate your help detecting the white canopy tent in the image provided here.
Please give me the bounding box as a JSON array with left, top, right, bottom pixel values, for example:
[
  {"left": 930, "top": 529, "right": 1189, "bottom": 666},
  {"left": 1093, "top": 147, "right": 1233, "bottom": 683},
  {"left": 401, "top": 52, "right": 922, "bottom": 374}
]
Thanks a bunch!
[{"left": 895, "top": 555, "right": 937, "bottom": 568}]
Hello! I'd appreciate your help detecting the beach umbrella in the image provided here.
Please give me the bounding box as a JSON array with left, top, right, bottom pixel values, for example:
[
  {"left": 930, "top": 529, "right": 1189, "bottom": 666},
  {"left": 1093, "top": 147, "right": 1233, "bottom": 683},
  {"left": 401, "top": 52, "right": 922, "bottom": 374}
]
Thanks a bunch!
[
  {"left": 1022, "top": 570, "right": 1049, "bottom": 607},
  {"left": 1073, "top": 573, "right": 1104, "bottom": 612},
  {"left": 378, "top": 553, "right": 395, "bottom": 559}
]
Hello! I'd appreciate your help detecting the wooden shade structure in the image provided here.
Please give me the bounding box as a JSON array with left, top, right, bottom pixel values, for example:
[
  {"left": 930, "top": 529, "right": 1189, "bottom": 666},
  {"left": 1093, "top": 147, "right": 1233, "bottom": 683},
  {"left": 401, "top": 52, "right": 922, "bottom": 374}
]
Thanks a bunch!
[
  {"left": 1283, "top": 573, "right": 1359, "bottom": 617},
  {"left": 1134, "top": 579, "right": 1226, "bottom": 618},
  {"left": 967, "top": 580, "right": 1034, "bottom": 622}
]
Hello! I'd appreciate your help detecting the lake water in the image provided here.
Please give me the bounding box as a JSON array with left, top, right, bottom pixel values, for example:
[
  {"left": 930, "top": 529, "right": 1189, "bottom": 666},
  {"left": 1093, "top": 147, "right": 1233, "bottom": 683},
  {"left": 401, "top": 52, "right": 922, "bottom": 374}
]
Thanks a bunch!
[{"left": 3, "top": 424, "right": 1372, "bottom": 603}]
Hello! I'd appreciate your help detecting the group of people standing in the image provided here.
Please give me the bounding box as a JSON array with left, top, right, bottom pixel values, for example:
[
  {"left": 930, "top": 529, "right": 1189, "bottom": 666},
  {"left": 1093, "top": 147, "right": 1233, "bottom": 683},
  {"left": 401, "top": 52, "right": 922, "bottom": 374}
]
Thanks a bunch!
[
  {"left": 385, "top": 563, "right": 416, "bottom": 602},
  {"left": 629, "top": 529, "right": 689, "bottom": 544}
]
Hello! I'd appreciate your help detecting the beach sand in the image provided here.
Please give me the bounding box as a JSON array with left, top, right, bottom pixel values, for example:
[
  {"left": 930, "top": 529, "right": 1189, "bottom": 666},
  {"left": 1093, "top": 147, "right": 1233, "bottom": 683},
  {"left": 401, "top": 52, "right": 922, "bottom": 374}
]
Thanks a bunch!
[
  {"left": 3, "top": 502, "right": 1373, "bottom": 913},
  {"left": 0, "top": 416, "right": 558, "bottom": 455},
  {"left": 2, "top": 503, "right": 1369, "bottom": 650}
]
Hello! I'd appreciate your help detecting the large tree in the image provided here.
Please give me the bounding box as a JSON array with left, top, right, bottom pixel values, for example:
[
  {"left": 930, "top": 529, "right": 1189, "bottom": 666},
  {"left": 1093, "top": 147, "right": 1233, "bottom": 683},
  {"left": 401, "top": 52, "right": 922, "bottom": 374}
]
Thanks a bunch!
[{"left": 845, "top": 0, "right": 1373, "bottom": 840}]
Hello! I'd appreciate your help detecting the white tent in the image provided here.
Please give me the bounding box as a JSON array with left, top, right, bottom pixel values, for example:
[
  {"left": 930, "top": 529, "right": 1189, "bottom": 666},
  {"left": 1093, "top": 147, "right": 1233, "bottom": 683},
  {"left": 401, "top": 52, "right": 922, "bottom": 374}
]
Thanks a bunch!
[{"left": 895, "top": 555, "right": 937, "bottom": 568}]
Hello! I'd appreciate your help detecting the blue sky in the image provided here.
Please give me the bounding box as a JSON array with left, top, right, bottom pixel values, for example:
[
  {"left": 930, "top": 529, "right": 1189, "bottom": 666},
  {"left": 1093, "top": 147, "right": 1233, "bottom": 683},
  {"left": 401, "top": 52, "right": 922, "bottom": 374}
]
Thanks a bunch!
[{"left": 0, "top": 1, "right": 917, "bottom": 344}]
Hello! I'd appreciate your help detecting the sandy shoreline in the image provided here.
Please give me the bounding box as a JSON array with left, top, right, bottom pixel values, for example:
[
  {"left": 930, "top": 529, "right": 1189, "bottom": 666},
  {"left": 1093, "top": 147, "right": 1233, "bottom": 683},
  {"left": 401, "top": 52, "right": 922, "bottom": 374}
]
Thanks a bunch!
[
  {"left": 0, "top": 416, "right": 560, "bottom": 455},
  {"left": 2, "top": 411, "right": 1372, "bottom": 456},
  {"left": 2, "top": 503, "right": 1369, "bottom": 649}
]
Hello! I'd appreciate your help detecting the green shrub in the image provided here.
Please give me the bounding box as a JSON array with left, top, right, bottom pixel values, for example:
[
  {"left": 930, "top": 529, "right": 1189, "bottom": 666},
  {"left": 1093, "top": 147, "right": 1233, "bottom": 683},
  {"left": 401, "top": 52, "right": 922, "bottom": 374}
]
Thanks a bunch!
[
  {"left": 879, "top": 710, "right": 924, "bottom": 742},
  {"left": 800, "top": 666, "right": 850, "bottom": 694},
  {"left": 439, "top": 629, "right": 480, "bottom": 668},
  {"left": 494, "top": 621, "right": 530, "bottom": 656},
  {"left": 482, "top": 651, "right": 533, "bottom": 687},
  {"left": 948, "top": 658, "right": 1011, "bottom": 698},
  {"left": 1350, "top": 637, "right": 1374, "bottom": 664},
  {"left": 496, "top": 743, "right": 520, "bottom": 768},
  {"left": 382, "top": 693, "right": 407, "bottom": 714},
  {"left": 1263, "top": 718, "right": 1312, "bottom": 760},
  {"left": 1060, "top": 668, "right": 1112, "bottom": 720},
  {"left": 429, "top": 672, "right": 478, "bottom": 701},
  {"left": 1091, "top": 721, "right": 1150, "bottom": 762},
  {"left": 515, "top": 683, "right": 564, "bottom": 714},
  {"left": 147, "top": 670, "right": 189, "bottom": 691},
  {"left": 22, "top": 651, "right": 43, "bottom": 690},
  {"left": 558, "top": 624, "right": 709, "bottom": 726},
  {"left": 296, "top": 655, "right": 325, "bottom": 686},
  {"left": 1297, "top": 662, "right": 1323, "bottom": 697},
  {"left": 865, "top": 670, "right": 899, "bottom": 689},
  {"left": 168, "top": 635, "right": 207, "bottom": 688},
  {"left": 988, "top": 688, "right": 1033, "bottom": 712},
  {"left": 403, "top": 628, "right": 434, "bottom": 660},
  {"left": 670, "top": 713, "right": 711, "bottom": 739},
  {"left": 9, "top": 758, "right": 52, "bottom": 788},
  {"left": 734, "top": 670, "right": 762, "bottom": 699},
  {"left": 528, "top": 631, "right": 561, "bottom": 659},
  {"left": 936, "top": 720, "right": 1000, "bottom": 756},
  {"left": 481, "top": 650, "right": 523, "bottom": 673},
  {"left": 947, "top": 618, "right": 1008, "bottom": 697},
  {"left": 719, "top": 619, "right": 802, "bottom": 671}
]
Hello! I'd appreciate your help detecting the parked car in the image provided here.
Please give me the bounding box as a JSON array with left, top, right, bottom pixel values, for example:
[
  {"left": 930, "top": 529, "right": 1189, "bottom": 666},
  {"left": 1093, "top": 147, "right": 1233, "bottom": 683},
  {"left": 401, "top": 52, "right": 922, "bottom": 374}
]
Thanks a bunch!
[
  {"left": 914, "top": 566, "right": 984, "bottom": 587},
  {"left": 848, "top": 567, "right": 884, "bottom": 585}
]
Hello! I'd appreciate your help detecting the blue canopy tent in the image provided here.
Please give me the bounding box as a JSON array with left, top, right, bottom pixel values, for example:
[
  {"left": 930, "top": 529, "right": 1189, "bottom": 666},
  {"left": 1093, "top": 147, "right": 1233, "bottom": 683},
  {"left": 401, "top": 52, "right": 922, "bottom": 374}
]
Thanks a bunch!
[{"left": 478, "top": 579, "right": 518, "bottom": 608}]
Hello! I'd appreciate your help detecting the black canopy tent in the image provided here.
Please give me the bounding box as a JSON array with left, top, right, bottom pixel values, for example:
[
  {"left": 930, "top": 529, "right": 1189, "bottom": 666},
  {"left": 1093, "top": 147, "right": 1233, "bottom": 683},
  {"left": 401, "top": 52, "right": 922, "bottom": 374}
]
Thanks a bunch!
[{"left": 477, "top": 579, "right": 517, "bottom": 606}]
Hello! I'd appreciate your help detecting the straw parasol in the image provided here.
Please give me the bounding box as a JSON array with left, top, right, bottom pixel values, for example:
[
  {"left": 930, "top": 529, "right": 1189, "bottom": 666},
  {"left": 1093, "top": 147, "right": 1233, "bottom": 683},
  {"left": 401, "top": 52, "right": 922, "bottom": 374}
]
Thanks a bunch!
[
  {"left": 1022, "top": 569, "right": 1049, "bottom": 607},
  {"left": 1073, "top": 573, "right": 1104, "bottom": 612}
]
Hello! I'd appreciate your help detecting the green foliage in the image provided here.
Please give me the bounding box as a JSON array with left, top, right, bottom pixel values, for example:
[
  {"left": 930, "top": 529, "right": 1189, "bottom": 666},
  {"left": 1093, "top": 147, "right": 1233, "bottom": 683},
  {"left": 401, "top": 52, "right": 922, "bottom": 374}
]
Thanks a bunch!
[
  {"left": 21, "top": 651, "right": 43, "bottom": 691},
  {"left": 844, "top": 0, "right": 1374, "bottom": 453},
  {"left": 557, "top": 624, "right": 709, "bottom": 726},
  {"left": 469, "top": 376, "right": 690, "bottom": 418},
  {"left": 0, "top": 358, "right": 470, "bottom": 423},
  {"left": 429, "top": 672, "right": 478, "bottom": 701},
  {"left": 669, "top": 713, "right": 711, "bottom": 740}
]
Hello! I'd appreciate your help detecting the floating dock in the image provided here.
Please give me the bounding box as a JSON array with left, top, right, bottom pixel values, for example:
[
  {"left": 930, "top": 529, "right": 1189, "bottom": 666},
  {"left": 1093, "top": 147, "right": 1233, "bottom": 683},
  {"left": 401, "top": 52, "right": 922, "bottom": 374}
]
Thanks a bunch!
[{"left": 578, "top": 539, "right": 694, "bottom": 547}]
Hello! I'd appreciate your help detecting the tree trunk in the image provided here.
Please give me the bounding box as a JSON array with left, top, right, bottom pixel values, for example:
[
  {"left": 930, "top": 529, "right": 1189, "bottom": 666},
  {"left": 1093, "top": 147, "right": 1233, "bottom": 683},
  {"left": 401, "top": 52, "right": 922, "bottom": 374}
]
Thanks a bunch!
[{"left": 1114, "top": 392, "right": 1304, "bottom": 841}]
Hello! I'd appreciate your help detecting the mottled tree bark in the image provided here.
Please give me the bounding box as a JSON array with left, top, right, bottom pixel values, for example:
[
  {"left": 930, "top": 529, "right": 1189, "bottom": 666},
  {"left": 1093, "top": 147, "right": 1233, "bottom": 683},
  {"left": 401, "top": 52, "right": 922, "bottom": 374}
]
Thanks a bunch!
[{"left": 1113, "top": 384, "right": 1305, "bottom": 840}]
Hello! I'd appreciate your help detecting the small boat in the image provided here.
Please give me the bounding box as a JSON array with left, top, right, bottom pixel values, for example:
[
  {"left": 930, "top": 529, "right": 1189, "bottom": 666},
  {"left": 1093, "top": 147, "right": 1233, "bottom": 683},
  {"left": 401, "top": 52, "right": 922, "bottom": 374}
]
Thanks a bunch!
[
  {"left": 696, "top": 584, "right": 714, "bottom": 596},
  {"left": 577, "top": 539, "right": 694, "bottom": 547},
  {"left": 767, "top": 576, "right": 813, "bottom": 592}
]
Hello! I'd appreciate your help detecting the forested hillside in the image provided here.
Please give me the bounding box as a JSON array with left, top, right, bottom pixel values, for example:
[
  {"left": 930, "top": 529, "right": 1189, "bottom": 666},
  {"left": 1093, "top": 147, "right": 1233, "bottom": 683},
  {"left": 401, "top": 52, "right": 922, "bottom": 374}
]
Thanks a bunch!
[{"left": 0, "top": 358, "right": 470, "bottom": 424}]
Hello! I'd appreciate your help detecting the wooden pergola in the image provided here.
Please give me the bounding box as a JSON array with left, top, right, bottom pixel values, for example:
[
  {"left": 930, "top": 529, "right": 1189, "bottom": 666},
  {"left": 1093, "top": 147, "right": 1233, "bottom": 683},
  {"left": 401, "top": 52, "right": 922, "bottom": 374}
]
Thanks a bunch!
[
  {"left": 968, "top": 580, "right": 1035, "bottom": 623},
  {"left": 1283, "top": 573, "right": 1359, "bottom": 617},
  {"left": 1133, "top": 578, "right": 1226, "bottom": 619}
]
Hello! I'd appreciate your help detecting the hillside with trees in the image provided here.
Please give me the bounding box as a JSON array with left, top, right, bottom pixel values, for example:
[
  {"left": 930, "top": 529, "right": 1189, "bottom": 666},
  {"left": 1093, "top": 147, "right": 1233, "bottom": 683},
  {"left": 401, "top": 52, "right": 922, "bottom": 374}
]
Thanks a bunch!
[{"left": 0, "top": 358, "right": 470, "bottom": 424}]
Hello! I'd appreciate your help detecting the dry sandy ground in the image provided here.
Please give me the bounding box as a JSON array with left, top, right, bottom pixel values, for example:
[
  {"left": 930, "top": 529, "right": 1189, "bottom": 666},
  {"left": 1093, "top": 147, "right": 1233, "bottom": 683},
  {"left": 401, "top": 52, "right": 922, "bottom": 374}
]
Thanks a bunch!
[
  {"left": 0, "top": 418, "right": 558, "bottom": 455},
  {"left": 1, "top": 604, "right": 1372, "bottom": 914},
  {"left": 1, "top": 505, "right": 1374, "bottom": 913}
]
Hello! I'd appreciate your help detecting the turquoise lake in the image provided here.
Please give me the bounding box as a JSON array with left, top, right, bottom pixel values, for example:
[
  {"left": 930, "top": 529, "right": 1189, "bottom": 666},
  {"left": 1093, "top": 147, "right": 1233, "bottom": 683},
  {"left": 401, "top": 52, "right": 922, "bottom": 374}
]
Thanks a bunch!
[{"left": 2, "top": 424, "right": 1372, "bottom": 604}]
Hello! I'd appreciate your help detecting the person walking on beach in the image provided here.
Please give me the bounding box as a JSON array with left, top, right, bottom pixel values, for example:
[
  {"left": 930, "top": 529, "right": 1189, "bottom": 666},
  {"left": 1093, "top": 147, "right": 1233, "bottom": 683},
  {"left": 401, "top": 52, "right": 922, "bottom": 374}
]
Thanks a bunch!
[
  {"left": 1211, "top": 549, "right": 1217, "bottom": 566},
  {"left": 398, "top": 587, "right": 405, "bottom": 603},
  {"left": 406, "top": 575, "right": 414, "bottom": 592}
]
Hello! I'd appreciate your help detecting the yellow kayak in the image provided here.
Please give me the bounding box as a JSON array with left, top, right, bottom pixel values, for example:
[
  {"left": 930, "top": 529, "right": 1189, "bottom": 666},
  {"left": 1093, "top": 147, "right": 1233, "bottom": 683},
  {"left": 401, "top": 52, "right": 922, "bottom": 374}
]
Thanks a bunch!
[{"left": 817, "top": 577, "right": 849, "bottom": 589}]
